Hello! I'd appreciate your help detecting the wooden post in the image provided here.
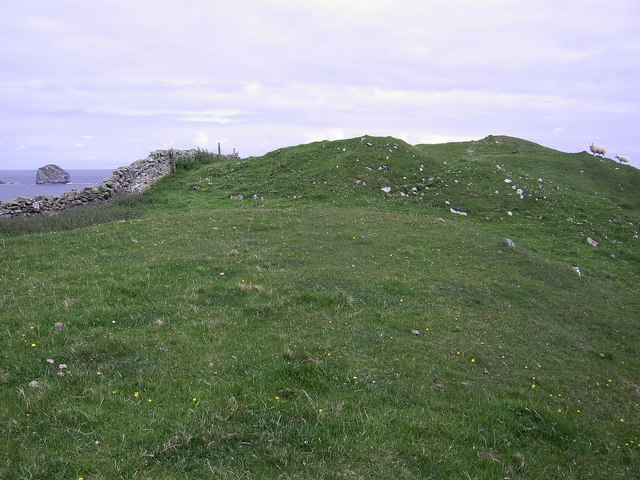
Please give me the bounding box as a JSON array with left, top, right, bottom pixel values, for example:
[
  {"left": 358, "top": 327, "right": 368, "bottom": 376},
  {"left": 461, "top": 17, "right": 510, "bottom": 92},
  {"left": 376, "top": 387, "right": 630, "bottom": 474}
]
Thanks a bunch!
[
  {"left": 169, "top": 148, "right": 176, "bottom": 173},
  {"left": 218, "top": 142, "right": 221, "bottom": 156}
]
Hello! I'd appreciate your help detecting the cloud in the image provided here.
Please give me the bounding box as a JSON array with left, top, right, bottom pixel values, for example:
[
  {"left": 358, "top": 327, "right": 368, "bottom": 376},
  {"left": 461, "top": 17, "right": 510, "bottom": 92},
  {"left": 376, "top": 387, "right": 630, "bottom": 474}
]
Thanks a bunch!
[
  {"left": 193, "top": 130, "right": 209, "bottom": 148},
  {"left": 0, "top": 1, "right": 638, "bottom": 169}
]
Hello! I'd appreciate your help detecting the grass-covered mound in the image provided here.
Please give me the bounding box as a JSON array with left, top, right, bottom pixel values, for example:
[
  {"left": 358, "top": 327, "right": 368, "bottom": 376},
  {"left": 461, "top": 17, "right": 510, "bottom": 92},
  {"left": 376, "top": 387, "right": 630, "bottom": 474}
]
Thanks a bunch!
[{"left": 1, "top": 135, "right": 638, "bottom": 479}]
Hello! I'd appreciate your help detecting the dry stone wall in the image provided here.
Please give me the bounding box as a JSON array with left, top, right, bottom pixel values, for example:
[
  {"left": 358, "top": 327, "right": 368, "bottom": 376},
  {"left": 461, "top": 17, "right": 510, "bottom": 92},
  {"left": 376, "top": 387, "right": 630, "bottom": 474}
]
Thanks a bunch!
[{"left": 0, "top": 149, "right": 237, "bottom": 219}]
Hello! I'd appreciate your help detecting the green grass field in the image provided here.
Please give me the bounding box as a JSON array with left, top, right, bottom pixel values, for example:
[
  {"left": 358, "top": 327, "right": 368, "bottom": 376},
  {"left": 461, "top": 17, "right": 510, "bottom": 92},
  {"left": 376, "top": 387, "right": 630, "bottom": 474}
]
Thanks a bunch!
[{"left": 1, "top": 136, "right": 638, "bottom": 479}]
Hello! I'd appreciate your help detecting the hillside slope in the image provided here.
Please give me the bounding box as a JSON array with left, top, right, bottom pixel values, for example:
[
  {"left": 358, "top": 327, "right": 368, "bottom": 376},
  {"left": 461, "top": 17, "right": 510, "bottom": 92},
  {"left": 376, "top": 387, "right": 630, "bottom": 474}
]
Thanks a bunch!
[
  {"left": 1, "top": 135, "right": 638, "bottom": 479},
  {"left": 153, "top": 134, "right": 639, "bottom": 287}
]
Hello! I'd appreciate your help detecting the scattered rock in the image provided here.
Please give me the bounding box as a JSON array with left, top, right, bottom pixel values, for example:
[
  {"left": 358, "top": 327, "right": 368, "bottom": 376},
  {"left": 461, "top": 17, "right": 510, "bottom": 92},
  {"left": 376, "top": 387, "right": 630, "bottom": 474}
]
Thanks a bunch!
[
  {"left": 57, "top": 372, "right": 65, "bottom": 378},
  {"left": 230, "top": 194, "right": 244, "bottom": 200},
  {"left": 28, "top": 380, "right": 39, "bottom": 388},
  {"left": 36, "top": 164, "right": 70, "bottom": 184},
  {"left": 587, "top": 237, "right": 599, "bottom": 247},
  {"left": 504, "top": 238, "right": 516, "bottom": 248},
  {"left": 58, "top": 364, "right": 67, "bottom": 370},
  {"left": 411, "top": 329, "right": 420, "bottom": 335},
  {"left": 573, "top": 266, "right": 582, "bottom": 276},
  {"left": 450, "top": 208, "right": 468, "bottom": 216},
  {"left": 599, "top": 353, "right": 606, "bottom": 358},
  {"left": 54, "top": 322, "right": 66, "bottom": 330},
  {"left": 381, "top": 187, "right": 391, "bottom": 193},
  {"left": 46, "top": 359, "right": 54, "bottom": 365}
]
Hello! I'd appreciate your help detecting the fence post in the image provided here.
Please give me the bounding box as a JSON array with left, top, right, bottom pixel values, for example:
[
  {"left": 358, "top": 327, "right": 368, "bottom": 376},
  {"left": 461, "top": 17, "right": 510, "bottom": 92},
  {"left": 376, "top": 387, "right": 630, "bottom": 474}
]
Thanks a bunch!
[{"left": 169, "top": 148, "right": 176, "bottom": 173}]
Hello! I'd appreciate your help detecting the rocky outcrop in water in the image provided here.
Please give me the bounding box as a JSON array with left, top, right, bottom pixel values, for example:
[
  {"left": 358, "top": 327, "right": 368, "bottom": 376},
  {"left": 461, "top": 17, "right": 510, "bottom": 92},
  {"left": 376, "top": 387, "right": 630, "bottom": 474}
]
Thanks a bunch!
[{"left": 36, "top": 164, "right": 70, "bottom": 184}]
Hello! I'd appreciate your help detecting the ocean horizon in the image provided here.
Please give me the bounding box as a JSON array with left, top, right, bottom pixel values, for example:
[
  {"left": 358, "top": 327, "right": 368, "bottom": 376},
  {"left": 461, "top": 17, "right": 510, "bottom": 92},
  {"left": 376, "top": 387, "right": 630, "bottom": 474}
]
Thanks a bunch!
[{"left": 0, "top": 169, "right": 114, "bottom": 202}]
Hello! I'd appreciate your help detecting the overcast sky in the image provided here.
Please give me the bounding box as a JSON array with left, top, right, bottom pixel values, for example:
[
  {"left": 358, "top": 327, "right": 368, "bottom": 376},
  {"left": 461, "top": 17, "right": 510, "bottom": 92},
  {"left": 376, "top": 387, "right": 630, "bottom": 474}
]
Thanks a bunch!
[{"left": 1, "top": 0, "right": 639, "bottom": 169}]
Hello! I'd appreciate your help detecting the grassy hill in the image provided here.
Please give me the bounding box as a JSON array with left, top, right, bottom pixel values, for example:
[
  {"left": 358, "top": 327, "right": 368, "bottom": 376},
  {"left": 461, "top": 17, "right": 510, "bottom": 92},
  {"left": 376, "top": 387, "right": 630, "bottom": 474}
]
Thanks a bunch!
[{"left": 1, "top": 135, "right": 638, "bottom": 479}]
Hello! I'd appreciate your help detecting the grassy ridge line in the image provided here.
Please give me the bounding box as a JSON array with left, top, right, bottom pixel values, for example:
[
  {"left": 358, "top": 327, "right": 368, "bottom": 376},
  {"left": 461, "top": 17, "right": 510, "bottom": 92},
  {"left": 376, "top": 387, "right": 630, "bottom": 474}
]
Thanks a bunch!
[{"left": 0, "top": 135, "right": 638, "bottom": 478}]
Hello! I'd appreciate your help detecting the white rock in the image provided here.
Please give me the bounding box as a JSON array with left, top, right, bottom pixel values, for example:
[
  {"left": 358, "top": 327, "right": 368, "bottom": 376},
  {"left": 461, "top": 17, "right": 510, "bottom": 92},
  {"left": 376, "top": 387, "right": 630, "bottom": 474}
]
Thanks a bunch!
[
  {"left": 573, "top": 266, "right": 582, "bottom": 276},
  {"left": 450, "top": 208, "right": 468, "bottom": 216},
  {"left": 587, "top": 237, "right": 599, "bottom": 247},
  {"left": 381, "top": 187, "right": 391, "bottom": 193},
  {"left": 504, "top": 179, "right": 512, "bottom": 183}
]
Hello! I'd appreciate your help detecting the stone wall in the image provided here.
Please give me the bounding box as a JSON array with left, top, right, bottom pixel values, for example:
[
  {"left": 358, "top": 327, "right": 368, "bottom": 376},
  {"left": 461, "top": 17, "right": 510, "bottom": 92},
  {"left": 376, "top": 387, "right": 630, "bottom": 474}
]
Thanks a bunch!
[{"left": 0, "top": 148, "right": 238, "bottom": 219}]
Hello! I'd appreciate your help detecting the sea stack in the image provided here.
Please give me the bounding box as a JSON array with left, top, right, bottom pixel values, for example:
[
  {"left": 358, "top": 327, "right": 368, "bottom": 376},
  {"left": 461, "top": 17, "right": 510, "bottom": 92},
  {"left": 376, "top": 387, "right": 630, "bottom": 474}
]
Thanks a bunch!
[{"left": 36, "top": 164, "right": 70, "bottom": 184}]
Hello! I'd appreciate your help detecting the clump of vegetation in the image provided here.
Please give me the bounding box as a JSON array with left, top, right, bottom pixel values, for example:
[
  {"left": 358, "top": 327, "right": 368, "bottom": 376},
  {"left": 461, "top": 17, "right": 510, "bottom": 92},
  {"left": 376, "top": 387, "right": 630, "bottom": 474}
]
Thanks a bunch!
[
  {"left": 0, "top": 190, "right": 159, "bottom": 237},
  {"left": 174, "top": 150, "right": 219, "bottom": 171},
  {"left": 0, "top": 135, "right": 638, "bottom": 478}
]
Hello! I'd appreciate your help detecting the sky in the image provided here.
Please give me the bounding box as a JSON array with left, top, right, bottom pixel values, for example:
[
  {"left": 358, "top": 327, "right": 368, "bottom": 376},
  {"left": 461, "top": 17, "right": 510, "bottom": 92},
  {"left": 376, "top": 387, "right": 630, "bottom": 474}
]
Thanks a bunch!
[{"left": 1, "top": 0, "right": 639, "bottom": 170}]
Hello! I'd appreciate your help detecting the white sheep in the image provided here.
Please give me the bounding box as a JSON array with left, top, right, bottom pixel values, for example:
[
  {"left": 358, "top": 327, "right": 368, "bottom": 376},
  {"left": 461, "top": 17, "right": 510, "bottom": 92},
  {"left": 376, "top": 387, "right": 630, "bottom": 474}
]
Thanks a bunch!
[
  {"left": 615, "top": 154, "right": 630, "bottom": 163},
  {"left": 589, "top": 143, "right": 606, "bottom": 156}
]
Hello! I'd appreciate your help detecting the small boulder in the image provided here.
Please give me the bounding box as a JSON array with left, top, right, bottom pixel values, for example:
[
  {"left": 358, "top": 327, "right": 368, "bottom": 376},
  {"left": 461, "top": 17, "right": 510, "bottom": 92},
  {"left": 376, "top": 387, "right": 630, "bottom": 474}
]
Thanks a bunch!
[
  {"left": 36, "top": 164, "right": 70, "bottom": 184},
  {"left": 587, "top": 237, "right": 599, "bottom": 247},
  {"left": 450, "top": 207, "right": 468, "bottom": 216}
]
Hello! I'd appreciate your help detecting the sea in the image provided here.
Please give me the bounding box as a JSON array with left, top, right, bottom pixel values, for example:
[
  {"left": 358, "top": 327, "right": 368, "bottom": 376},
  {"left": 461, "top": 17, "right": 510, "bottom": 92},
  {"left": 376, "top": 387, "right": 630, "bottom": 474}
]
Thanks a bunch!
[{"left": 0, "top": 170, "right": 114, "bottom": 202}]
